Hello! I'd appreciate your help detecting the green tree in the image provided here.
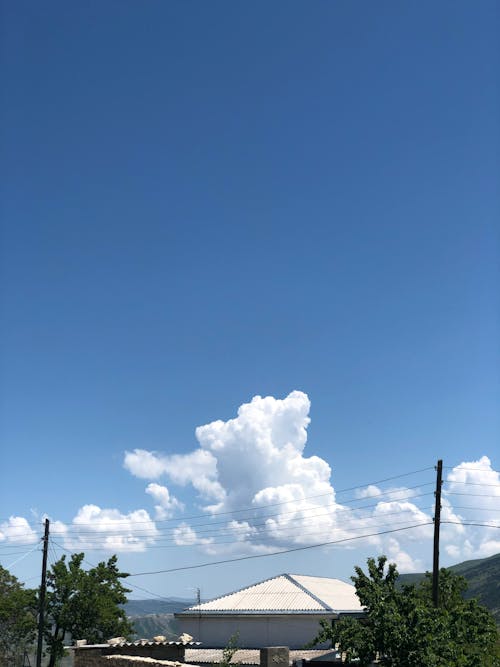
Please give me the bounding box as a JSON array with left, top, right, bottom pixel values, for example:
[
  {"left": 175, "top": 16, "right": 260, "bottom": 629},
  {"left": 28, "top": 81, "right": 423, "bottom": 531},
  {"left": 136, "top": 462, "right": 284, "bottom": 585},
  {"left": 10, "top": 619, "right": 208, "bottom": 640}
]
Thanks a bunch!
[
  {"left": 44, "top": 553, "right": 133, "bottom": 667},
  {"left": 0, "top": 565, "right": 37, "bottom": 666},
  {"left": 309, "top": 556, "right": 499, "bottom": 666}
]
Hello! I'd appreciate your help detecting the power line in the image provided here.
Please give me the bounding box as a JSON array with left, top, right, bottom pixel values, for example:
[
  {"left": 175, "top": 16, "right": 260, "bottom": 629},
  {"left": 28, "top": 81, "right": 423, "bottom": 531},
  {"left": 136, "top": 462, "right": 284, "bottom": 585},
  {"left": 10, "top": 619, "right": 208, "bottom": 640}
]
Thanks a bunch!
[
  {"left": 442, "top": 481, "right": 500, "bottom": 488},
  {"left": 52, "top": 489, "right": 435, "bottom": 540},
  {"left": 47, "top": 493, "right": 432, "bottom": 540},
  {"left": 127, "top": 522, "right": 434, "bottom": 577},
  {"left": 450, "top": 505, "right": 500, "bottom": 513},
  {"left": 49, "top": 539, "right": 191, "bottom": 603},
  {"left": 4, "top": 543, "right": 41, "bottom": 569},
  {"left": 443, "top": 465, "right": 500, "bottom": 474},
  {"left": 443, "top": 520, "right": 500, "bottom": 529},
  {"left": 30, "top": 465, "right": 436, "bottom": 529},
  {"left": 444, "top": 492, "right": 500, "bottom": 498},
  {"left": 7, "top": 484, "right": 499, "bottom": 549},
  {"left": 49, "top": 513, "right": 435, "bottom": 552}
]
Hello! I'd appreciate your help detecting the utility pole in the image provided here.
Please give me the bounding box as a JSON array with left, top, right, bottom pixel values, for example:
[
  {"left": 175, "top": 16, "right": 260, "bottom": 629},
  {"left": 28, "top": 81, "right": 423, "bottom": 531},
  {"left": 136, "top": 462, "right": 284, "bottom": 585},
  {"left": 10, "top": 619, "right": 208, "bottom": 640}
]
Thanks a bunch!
[
  {"left": 36, "top": 519, "right": 50, "bottom": 667},
  {"left": 432, "top": 460, "right": 443, "bottom": 608}
]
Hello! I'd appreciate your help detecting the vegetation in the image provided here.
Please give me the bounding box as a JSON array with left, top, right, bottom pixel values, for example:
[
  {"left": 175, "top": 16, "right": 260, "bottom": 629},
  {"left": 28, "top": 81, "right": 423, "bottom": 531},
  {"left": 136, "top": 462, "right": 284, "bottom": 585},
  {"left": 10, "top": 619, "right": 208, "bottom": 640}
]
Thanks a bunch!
[
  {"left": 0, "top": 565, "right": 37, "bottom": 666},
  {"left": 399, "top": 551, "right": 500, "bottom": 624},
  {"left": 44, "top": 553, "right": 133, "bottom": 667},
  {"left": 309, "top": 555, "right": 500, "bottom": 666},
  {"left": 129, "top": 612, "right": 180, "bottom": 640},
  {"left": 218, "top": 632, "right": 240, "bottom": 667}
]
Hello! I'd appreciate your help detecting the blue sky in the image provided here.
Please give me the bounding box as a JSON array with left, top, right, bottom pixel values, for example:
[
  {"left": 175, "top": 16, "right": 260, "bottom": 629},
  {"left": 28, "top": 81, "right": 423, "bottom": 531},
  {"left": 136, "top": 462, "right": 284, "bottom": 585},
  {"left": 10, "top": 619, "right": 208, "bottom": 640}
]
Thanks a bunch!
[{"left": 1, "top": 1, "right": 498, "bottom": 601}]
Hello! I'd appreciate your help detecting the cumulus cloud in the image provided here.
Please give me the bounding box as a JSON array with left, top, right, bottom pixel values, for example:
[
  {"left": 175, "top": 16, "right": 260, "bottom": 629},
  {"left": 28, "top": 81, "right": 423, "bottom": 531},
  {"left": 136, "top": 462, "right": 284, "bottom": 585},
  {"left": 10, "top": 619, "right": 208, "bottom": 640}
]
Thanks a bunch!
[
  {"left": 119, "top": 392, "right": 498, "bottom": 569},
  {"left": 0, "top": 516, "right": 38, "bottom": 544},
  {"left": 146, "top": 483, "right": 183, "bottom": 519},
  {"left": 122, "top": 391, "right": 437, "bottom": 558},
  {"left": 173, "top": 522, "right": 214, "bottom": 547},
  {"left": 441, "top": 456, "right": 500, "bottom": 560},
  {"left": 123, "top": 449, "right": 168, "bottom": 479},
  {"left": 125, "top": 448, "right": 224, "bottom": 501},
  {"left": 385, "top": 537, "right": 422, "bottom": 573},
  {"left": 51, "top": 504, "right": 159, "bottom": 552}
]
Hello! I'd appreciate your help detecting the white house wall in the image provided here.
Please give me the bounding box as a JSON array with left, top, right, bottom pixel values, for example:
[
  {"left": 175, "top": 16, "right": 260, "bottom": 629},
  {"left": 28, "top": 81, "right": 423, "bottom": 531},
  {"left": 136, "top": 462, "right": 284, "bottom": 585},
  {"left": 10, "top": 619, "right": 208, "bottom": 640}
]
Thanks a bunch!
[{"left": 179, "top": 615, "right": 333, "bottom": 649}]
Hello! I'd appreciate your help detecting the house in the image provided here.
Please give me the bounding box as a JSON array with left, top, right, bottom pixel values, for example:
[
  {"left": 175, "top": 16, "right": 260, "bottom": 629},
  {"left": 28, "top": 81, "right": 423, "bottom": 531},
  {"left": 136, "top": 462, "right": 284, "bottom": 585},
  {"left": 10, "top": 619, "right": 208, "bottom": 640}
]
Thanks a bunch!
[{"left": 175, "top": 573, "right": 364, "bottom": 649}]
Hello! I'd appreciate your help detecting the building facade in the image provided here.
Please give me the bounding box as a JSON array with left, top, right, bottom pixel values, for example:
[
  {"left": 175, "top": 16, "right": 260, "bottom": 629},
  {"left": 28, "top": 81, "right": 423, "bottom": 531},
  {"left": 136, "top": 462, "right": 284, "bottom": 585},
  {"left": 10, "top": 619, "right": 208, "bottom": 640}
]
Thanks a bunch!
[{"left": 176, "top": 573, "right": 364, "bottom": 649}]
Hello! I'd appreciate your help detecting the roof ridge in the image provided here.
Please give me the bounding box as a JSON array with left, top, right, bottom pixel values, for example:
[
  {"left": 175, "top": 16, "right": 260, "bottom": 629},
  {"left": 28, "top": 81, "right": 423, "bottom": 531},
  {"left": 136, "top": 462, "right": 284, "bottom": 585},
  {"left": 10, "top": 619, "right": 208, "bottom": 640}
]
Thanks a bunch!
[{"left": 286, "top": 574, "right": 332, "bottom": 611}]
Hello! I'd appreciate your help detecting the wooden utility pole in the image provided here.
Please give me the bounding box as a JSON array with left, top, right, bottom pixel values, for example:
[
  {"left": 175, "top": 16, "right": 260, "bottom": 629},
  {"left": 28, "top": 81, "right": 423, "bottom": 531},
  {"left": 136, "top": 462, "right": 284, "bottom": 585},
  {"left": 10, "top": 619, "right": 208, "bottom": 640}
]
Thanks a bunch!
[
  {"left": 432, "top": 460, "right": 443, "bottom": 607},
  {"left": 36, "top": 519, "right": 50, "bottom": 667}
]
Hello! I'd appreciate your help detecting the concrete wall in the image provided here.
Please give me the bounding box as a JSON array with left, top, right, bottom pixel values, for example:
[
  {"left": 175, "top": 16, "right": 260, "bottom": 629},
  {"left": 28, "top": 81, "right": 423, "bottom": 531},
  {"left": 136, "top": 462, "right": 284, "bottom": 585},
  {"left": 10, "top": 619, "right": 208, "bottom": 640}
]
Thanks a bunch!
[{"left": 179, "top": 615, "right": 332, "bottom": 649}]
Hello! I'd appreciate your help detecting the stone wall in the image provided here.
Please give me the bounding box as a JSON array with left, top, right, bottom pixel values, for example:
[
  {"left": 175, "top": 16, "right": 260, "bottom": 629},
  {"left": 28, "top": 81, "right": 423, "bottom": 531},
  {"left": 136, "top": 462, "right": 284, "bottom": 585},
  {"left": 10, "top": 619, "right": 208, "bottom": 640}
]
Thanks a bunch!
[
  {"left": 75, "top": 657, "right": 188, "bottom": 667},
  {"left": 73, "top": 644, "right": 186, "bottom": 667}
]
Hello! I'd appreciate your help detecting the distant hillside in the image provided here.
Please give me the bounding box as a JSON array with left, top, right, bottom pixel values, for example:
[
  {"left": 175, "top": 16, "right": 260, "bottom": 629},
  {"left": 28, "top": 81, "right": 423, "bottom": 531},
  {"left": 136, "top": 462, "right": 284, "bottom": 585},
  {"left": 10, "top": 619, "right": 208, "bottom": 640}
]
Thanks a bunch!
[
  {"left": 399, "top": 552, "right": 500, "bottom": 623},
  {"left": 124, "top": 597, "right": 192, "bottom": 640},
  {"left": 129, "top": 613, "right": 181, "bottom": 640},
  {"left": 125, "top": 597, "right": 192, "bottom": 617}
]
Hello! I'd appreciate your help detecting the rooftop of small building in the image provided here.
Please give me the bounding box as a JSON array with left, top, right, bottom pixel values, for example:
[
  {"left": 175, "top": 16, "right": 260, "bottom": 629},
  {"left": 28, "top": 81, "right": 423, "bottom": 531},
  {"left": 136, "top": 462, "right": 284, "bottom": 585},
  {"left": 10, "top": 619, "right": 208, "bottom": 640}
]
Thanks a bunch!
[
  {"left": 69, "top": 640, "right": 201, "bottom": 650},
  {"left": 177, "top": 573, "right": 363, "bottom": 615},
  {"left": 184, "top": 648, "right": 340, "bottom": 665}
]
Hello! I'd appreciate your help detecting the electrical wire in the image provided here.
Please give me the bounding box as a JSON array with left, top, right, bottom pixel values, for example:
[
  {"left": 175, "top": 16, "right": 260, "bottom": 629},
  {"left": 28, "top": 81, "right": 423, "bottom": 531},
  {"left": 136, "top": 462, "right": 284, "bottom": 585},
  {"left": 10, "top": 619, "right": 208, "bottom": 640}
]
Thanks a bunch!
[
  {"left": 49, "top": 539, "right": 192, "bottom": 603},
  {"left": 30, "top": 465, "right": 435, "bottom": 529},
  {"left": 444, "top": 492, "right": 500, "bottom": 498},
  {"left": 49, "top": 488, "right": 435, "bottom": 539},
  {"left": 4, "top": 465, "right": 499, "bottom": 554},
  {"left": 44, "top": 491, "right": 436, "bottom": 547},
  {"left": 450, "top": 505, "right": 500, "bottom": 513},
  {"left": 127, "top": 522, "right": 434, "bottom": 577},
  {"left": 1, "top": 483, "right": 434, "bottom": 540},
  {"left": 48, "top": 512, "right": 435, "bottom": 552},
  {"left": 442, "top": 481, "right": 500, "bottom": 488},
  {"left": 443, "top": 520, "right": 500, "bottom": 529},
  {"left": 4, "top": 542, "right": 41, "bottom": 569},
  {"left": 443, "top": 465, "right": 500, "bottom": 474}
]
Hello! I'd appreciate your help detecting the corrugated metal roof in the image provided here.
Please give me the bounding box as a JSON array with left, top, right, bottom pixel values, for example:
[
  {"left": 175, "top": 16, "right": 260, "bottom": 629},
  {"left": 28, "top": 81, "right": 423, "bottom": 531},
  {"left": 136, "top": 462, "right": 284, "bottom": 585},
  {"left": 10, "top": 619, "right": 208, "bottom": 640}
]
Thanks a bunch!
[
  {"left": 184, "top": 648, "right": 338, "bottom": 665},
  {"left": 105, "top": 658, "right": 197, "bottom": 666},
  {"left": 290, "top": 575, "right": 362, "bottom": 612},
  {"left": 178, "top": 573, "right": 362, "bottom": 614},
  {"left": 70, "top": 641, "right": 201, "bottom": 650}
]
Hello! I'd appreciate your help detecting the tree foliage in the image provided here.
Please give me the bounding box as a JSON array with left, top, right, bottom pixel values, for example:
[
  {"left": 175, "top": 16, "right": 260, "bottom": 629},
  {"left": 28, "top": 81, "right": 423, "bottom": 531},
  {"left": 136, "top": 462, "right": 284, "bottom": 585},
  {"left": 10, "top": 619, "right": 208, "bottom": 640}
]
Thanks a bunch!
[
  {"left": 44, "top": 552, "right": 133, "bottom": 667},
  {"left": 0, "top": 565, "right": 37, "bottom": 666},
  {"left": 310, "top": 556, "right": 499, "bottom": 666}
]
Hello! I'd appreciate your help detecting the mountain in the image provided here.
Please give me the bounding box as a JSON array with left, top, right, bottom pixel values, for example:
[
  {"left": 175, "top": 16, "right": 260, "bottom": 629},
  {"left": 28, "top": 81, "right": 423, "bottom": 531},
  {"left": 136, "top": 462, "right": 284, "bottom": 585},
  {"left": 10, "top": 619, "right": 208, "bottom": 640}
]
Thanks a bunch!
[
  {"left": 124, "top": 597, "right": 192, "bottom": 640},
  {"left": 129, "top": 613, "right": 181, "bottom": 640},
  {"left": 399, "top": 552, "right": 500, "bottom": 623},
  {"left": 125, "top": 597, "right": 192, "bottom": 617}
]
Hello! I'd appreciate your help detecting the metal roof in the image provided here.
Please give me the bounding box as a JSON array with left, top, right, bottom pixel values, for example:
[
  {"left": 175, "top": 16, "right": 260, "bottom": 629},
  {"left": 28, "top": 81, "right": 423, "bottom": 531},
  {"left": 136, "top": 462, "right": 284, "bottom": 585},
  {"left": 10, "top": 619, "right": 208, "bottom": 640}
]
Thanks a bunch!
[
  {"left": 184, "top": 648, "right": 338, "bottom": 665},
  {"left": 177, "top": 574, "right": 362, "bottom": 614},
  {"left": 69, "top": 641, "right": 201, "bottom": 650}
]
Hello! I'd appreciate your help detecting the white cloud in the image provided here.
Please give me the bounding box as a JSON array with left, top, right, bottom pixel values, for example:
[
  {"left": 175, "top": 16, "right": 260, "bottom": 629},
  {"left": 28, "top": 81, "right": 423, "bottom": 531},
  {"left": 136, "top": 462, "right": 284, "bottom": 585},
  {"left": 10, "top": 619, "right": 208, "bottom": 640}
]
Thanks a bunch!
[
  {"left": 173, "top": 522, "right": 213, "bottom": 547},
  {"left": 51, "top": 504, "right": 159, "bottom": 553},
  {"left": 0, "top": 516, "right": 38, "bottom": 544},
  {"left": 385, "top": 537, "right": 422, "bottom": 573},
  {"left": 124, "top": 447, "right": 224, "bottom": 501},
  {"left": 146, "top": 483, "right": 183, "bottom": 519},
  {"left": 122, "top": 391, "right": 437, "bottom": 559},
  {"left": 356, "top": 484, "right": 381, "bottom": 499},
  {"left": 123, "top": 449, "right": 168, "bottom": 479},
  {"left": 120, "top": 393, "right": 498, "bottom": 569},
  {"left": 475, "top": 539, "right": 500, "bottom": 558},
  {"left": 441, "top": 456, "right": 500, "bottom": 561}
]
